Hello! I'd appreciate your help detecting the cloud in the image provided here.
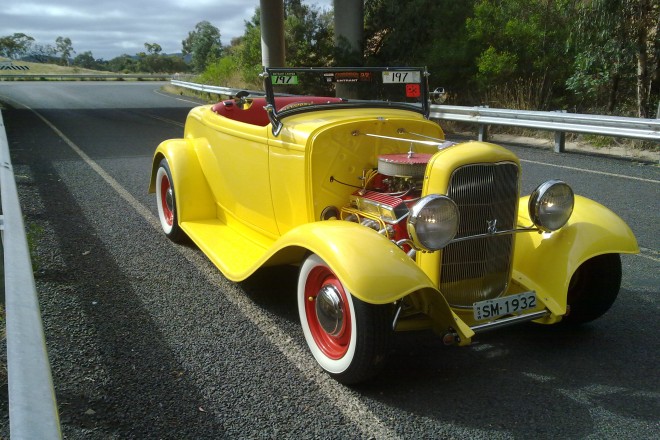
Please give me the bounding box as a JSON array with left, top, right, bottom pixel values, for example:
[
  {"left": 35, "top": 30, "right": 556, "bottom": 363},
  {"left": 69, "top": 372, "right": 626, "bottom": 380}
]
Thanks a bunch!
[{"left": 0, "top": 0, "right": 332, "bottom": 60}]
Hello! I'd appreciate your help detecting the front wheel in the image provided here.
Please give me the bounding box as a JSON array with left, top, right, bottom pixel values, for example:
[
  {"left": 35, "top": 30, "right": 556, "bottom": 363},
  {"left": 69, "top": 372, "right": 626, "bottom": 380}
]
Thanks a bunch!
[
  {"left": 562, "top": 253, "right": 622, "bottom": 325},
  {"left": 298, "top": 254, "right": 392, "bottom": 384},
  {"left": 155, "top": 158, "right": 185, "bottom": 242}
]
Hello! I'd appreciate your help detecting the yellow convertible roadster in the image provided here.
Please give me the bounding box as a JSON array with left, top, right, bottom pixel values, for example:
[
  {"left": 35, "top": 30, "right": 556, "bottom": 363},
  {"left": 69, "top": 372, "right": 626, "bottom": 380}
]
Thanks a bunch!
[{"left": 150, "top": 67, "right": 638, "bottom": 384}]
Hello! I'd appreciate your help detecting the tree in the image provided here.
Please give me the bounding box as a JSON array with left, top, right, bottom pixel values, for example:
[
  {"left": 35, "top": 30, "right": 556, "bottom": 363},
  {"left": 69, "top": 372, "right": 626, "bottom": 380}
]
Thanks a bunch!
[
  {"left": 364, "top": 0, "right": 477, "bottom": 102},
  {"left": 0, "top": 33, "right": 35, "bottom": 59},
  {"left": 140, "top": 43, "right": 163, "bottom": 72},
  {"left": 55, "top": 36, "right": 74, "bottom": 66},
  {"left": 107, "top": 54, "right": 138, "bottom": 73},
  {"left": 465, "top": 0, "right": 573, "bottom": 109},
  {"left": 182, "top": 21, "right": 222, "bottom": 72},
  {"left": 144, "top": 43, "right": 162, "bottom": 55},
  {"left": 29, "top": 44, "right": 56, "bottom": 63},
  {"left": 135, "top": 43, "right": 189, "bottom": 74},
  {"left": 230, "top": 3, "right": 334, "bottom": 84},
  {"left": 567, "top": 0, "right": 659, "bottom": 117},
  {"left": 73, "top": 51, "right": 99, "bottom": 70},
  {"left": 235, "top": 10, "right": 263, "bottom": 83},
  {"left": 284, "top": 0, "right": 334, "bottom": 66}
]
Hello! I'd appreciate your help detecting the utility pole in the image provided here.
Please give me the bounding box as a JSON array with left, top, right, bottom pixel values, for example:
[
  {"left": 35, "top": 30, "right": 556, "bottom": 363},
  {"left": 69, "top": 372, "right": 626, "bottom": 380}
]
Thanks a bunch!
[
  {"left": 333, "top": 0, "right": 364, "bottom": 58},
  {"left": 260, "top": 0, "right": 285, "bottom": 67}
]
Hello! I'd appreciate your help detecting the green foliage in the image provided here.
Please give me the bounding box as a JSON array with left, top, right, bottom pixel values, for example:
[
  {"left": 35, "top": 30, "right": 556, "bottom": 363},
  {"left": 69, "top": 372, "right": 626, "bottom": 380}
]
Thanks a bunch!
[
  {"left": 0, "top": 33, "right": 34, "bottom": 59},
  {"left": 28, "top": 43, "right": 57, "bottom": 63},
  {"left": 476, "top": 47, "right": 517, "bottom": 78},
  {"left": 197, "top": 55, "right": 240, "bottom": 86},
  {"left": 228, "top": 3, "right": 335, "bottom": 85},
  {"left": 364, "top": 0, "right": 478, "bottom": 100},
  {"left": 25, "top": 221, "right": 44, "bottom": 274},
  {"left": 235, "top": 10, "right": 264, "bottom": 85},
  {"left": 567, "top": 0, "right": 659, "bottom": 117},
  {"left": 182, "top": 21, "right": 222, "bottom": 72},
  {"left": 72, "top": 51, "right": 99, "bottom": 70},
  {"left": 137, "top": 52, "right": 188, "bottom": 74},
  {"left": 465, "top": 0, "right": 573, "bottom": 109},
  {"left": 284, "top": 0, "right": 334, "bottom": 66},
  {"left": 144, "top": 43, "right": 163, "bottom": 55},
  {"left": 106, "top": 54, "right": 138, "bottom": 73},
  {"left": 55, "top": 36, "right": 74, "bottom": 66}
]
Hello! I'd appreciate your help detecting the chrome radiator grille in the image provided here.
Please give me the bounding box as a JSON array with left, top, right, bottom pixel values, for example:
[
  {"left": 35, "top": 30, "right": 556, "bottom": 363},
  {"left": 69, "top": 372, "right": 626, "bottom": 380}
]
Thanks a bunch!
[{"left": 440, "top": 162, "right": 520, "bottom": 307}]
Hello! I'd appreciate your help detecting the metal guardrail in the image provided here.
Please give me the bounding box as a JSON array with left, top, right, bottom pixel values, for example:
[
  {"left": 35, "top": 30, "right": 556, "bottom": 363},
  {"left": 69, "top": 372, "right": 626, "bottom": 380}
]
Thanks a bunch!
[
  {"left": 0, "top": 111, "right": 62, "bottom": 439},
  {"left": 170, "top": 79, "right": 263, "bottom": 97},
  {"left": 430, "top": 105, "right": 660, "bottom": 152},
  {"left": 0, "top": 73, "right": 171, "bottom": 81},
  {"left": 170, "top": 80, "right": 660, "bottom": 152}
]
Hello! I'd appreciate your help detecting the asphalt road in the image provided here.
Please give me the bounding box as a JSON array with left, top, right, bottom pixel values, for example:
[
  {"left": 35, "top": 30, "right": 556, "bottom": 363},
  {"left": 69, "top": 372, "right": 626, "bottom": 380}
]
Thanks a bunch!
[{"left": 0, "top": 82, "right": 658, "bottom": 439}]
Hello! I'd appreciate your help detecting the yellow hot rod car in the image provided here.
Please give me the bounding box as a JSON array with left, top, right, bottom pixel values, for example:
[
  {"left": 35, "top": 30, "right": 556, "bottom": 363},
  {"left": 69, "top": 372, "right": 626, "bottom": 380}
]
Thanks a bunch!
[{"left": 150, "top": 67, "right": 638, "bottom": 384}]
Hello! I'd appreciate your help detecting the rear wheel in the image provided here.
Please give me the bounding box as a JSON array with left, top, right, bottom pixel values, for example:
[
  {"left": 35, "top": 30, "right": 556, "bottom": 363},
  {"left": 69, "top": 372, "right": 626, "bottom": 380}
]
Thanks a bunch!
[
  {"left": 562, "top": 253, "right": 622, "bottom": 325},
  {"left": 297, "top": 254, "right": 392, "bottom": 384},
  {"left": 155, "top": 158, "right": 185, "bottom": 242}
]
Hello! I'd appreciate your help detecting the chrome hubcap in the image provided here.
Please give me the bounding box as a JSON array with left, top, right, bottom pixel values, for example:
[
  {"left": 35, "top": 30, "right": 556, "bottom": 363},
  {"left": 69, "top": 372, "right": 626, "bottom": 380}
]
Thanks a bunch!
[
  {"left": 165, "top": 187, "right": 174, "bottom": 213},
  {"left": 315, "top": 285, "right": 344, "bottom": 336}
]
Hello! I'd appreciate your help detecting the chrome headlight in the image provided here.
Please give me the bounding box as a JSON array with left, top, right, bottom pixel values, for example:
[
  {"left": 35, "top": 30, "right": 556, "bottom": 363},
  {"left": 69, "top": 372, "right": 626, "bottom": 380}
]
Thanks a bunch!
[
  {"left": 407, "top": 195, "right": 459, "bottom": 251},
  {"left": 528, "top": 180, "right": 574, "bottom": 232}
]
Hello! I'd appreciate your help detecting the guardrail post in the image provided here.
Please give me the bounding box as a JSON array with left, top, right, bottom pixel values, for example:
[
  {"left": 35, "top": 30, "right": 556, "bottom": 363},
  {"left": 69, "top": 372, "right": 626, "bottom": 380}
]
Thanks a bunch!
[
  {"left": 478, "top": 105, "right": 489, "bottom": 142},
  {"left": 553, "top": 110, "right": 567, "bottom": 153},
  {"left": 478, "top": 124, "right": 488, "bottom": 142},
  {"left": 554, "top": 131, "right": 566, "bottom": 153}
]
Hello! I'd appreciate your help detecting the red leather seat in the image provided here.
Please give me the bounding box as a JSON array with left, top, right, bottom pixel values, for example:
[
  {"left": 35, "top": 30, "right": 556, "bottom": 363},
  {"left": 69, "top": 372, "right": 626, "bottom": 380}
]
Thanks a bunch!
[{"left": 211, "top": 96, "right": 343, "bottom": 126}]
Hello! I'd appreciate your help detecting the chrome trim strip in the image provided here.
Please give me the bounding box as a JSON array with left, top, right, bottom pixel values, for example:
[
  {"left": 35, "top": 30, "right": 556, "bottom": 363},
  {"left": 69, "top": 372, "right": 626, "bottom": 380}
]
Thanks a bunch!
[
  {"left": 447, "top": 226, "right": 537, "bottom": 244},
  {"left": 470, "top": 310, "right": 550, "bottom": 334},
  {"left": 360, "top": 132, "right": 443, "bottom": 146}
]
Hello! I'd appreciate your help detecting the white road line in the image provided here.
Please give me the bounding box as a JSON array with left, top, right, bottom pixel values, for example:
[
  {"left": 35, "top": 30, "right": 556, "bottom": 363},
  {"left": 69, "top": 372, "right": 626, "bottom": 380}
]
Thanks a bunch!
[
  {"left": 27, "top": 104, "right": 403, "bottom": 440},
  {"left": 152, "top": 88, "right": 202, "bottom": 105},
  {"left": 638, "top": 247, "right": 660, "bottom": 263},
  {"left": 520, "top": 159, "right": 660, "bottom": 184}
]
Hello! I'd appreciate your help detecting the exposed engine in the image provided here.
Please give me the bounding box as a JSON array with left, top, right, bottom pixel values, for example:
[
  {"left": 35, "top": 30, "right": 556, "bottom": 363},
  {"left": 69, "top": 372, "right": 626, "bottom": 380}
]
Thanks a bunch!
[{"left": 340, "top": 152, "right": 432, "bottom": 245}]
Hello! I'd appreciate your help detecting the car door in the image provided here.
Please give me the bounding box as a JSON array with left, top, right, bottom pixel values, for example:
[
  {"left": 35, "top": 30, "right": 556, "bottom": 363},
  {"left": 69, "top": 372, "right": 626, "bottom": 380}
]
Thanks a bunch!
[{"left": 194, "top": 109, "right": 279, "bottom": 238}]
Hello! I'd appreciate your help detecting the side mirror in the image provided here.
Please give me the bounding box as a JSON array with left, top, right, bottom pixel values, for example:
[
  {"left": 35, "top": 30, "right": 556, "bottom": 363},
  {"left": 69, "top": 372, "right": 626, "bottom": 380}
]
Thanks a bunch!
[{"left": 431, "top": 87, "right": 447, "bottom": 104}]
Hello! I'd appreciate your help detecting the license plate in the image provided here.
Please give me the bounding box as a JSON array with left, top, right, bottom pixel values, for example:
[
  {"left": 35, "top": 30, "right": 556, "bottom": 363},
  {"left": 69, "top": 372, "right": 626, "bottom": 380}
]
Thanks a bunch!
[
  {"left": 382, "top": 71, "right": 421, "bottom": 83},
  {"left": 473, "top": 291, "right": 537, "bottom": 321}
]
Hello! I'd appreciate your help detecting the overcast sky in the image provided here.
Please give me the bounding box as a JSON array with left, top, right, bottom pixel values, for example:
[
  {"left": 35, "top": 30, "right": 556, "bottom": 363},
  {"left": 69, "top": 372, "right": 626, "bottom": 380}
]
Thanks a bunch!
[{"left": 1, "top": 0, "right": 333, "bottom": 60}]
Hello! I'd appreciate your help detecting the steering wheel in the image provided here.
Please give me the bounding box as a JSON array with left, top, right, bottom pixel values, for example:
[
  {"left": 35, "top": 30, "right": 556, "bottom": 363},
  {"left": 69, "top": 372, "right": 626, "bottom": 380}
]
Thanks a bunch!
[{"left": 234, "top": 91, "right": 252, "bottom": 110}]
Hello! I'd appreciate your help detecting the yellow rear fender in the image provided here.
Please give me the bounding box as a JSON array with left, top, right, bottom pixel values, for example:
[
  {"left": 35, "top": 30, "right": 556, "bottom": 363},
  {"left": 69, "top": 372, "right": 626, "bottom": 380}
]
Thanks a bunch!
[
  {"left": 513, "top": 195, "right": 639, "bottom": 312},
  {"left": 271, "top": 221, "right": 474, "bottom": 343},
  {"left": 149, "top": 138, "right": 216, "bottom": 222}
]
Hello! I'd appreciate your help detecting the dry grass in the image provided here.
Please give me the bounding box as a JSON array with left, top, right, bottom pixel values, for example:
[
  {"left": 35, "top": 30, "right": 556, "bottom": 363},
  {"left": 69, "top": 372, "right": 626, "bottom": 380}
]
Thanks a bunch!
[{"left": 0, "top": 59, "right": 107, "bottom": 76}]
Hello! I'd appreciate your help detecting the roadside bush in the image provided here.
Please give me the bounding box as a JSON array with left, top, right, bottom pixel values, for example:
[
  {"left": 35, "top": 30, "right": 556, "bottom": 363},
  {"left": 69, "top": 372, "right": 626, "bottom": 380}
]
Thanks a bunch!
[{"left": 196, "top": 55, "right": 242, "bottom": 87}]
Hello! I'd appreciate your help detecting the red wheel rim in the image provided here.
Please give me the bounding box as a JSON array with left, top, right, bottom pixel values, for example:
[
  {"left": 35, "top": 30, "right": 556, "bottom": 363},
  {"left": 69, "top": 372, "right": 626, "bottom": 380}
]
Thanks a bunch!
[
  {"left": 304, "top": 265, "right": 351, "bottom": 360},
  {"left": 160, "top": 173, "right": 173, "bottom": 226}
]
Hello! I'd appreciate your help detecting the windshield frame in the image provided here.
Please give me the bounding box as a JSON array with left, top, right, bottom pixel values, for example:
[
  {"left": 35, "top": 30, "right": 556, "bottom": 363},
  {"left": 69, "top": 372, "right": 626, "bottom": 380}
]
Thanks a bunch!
[{"left": 261, "top": 66, "right": 430, "bottom": 136}]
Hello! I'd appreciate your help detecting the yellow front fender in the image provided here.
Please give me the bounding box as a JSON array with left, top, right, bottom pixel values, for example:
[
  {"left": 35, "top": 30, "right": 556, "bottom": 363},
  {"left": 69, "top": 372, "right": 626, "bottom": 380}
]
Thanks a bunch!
[
  {"left": 270, "top": 221, "right": 474, "bottom": 343},
  {"left": 513, "top": 195, "right": 639, "bottom": 313},
  {"left": 273, "top": 221, "right": 433, "bottom": 304}
]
